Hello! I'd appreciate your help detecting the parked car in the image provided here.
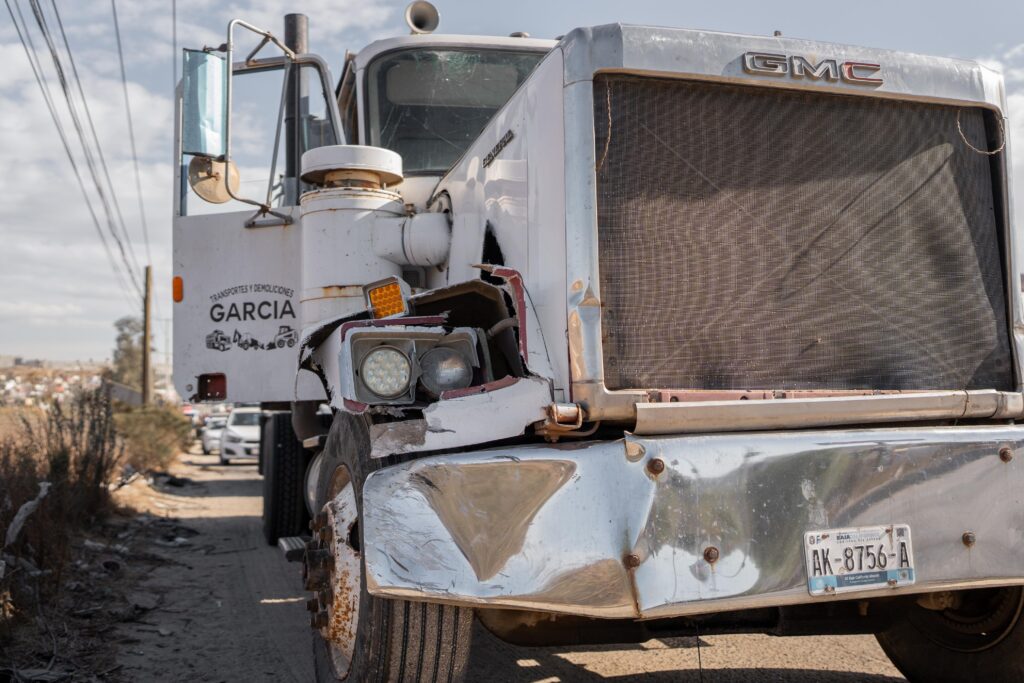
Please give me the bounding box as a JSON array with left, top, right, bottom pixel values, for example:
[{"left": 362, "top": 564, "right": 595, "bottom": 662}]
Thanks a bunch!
[
  {"left": 218, "top": 407, "right": 261, "bottom": 464},
  {"left": 200, "top": 415, "right": 228, "bottom": 454}
]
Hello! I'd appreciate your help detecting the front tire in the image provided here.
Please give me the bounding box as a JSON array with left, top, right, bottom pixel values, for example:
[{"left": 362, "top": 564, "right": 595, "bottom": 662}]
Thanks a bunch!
[
  {"left": 876, "top": 587, "right": 1024, "bottom": 682},
  {"left": 308, "top": 413, "right": 472, "bottom": 682}
]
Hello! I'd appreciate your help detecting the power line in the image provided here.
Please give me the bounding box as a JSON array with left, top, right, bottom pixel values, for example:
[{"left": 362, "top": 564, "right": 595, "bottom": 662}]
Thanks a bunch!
[
  {"left": 26, "top": 0, "right": 144, "bottom": 299},
  {"left": 110, "top": 0, "right": 152, "bottom": 266},
  {"left": 5, "top": 0, "right": 137, "bottom": 310},
  {"left": 47, "top": 0, "right": 143, "bottom": 281}
]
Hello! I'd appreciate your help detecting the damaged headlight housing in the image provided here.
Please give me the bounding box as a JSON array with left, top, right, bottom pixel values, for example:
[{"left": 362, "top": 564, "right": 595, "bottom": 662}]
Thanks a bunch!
[{"left": 346, "top": 328, "right": 484, "bottom": 405}]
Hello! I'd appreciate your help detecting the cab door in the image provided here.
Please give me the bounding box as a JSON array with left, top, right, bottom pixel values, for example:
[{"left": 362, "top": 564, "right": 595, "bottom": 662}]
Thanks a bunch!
[{"left": 173, "top": 50, "right": 342, "bottom": 403}]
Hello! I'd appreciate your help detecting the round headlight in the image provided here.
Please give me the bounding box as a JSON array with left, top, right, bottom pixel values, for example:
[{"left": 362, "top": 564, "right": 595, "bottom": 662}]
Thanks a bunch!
[
  {"left": 420, "top": 347, "right": 472, "bottom": 397},
  {"left": 360, "top": 346, "right": 412, "bottom": 399}
]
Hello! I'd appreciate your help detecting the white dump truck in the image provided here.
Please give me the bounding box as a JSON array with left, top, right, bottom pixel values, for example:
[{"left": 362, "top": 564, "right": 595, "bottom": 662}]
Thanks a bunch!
[{"left": 173, "top": 3, "right": 1024, "bottom": 680}]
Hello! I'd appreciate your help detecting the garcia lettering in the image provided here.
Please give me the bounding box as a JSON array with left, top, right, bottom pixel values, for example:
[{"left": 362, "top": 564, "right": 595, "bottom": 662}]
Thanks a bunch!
[{"left": 210, "top": 299, "right": 296, "bottom": 322}]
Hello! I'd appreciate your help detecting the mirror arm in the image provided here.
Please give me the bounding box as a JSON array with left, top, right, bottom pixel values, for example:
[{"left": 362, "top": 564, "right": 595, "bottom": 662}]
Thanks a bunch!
[
  {"left": 226, "top": 19, "right": 295, "bottom": 60},
  {"left": 219, "top": 18, "right": 296, "bottom": 224}
]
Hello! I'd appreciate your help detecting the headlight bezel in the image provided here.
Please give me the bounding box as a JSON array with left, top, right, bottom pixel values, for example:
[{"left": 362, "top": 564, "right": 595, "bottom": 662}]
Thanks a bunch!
[{"left": 344, "top": 328, "right": 484, "bottom": 406}]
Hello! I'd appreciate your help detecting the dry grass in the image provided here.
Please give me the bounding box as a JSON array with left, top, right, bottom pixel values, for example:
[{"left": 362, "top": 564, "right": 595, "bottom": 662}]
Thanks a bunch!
[
  {"left": 115, "top": 405, "right": 193, "bottom": 473},
  {"left": 0, "top": 406, "right": 39, "bottom": 439},
  {"left": 0, "top": 389, "right": 124, "bottom": 636}
]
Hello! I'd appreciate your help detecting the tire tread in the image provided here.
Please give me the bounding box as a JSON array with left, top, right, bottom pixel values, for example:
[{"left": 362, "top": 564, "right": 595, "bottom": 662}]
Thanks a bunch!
[
  {"left": 313, "top": 413, "right": 472, "bottom": 682},
  {"left": 261, "top": 412, "right": 310, "bottom": 545}
]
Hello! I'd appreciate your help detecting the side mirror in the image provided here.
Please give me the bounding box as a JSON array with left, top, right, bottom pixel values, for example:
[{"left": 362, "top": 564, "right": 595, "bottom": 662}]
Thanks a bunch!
[{"left": 182, "top": 49, "right": 227, "bottom": 158}]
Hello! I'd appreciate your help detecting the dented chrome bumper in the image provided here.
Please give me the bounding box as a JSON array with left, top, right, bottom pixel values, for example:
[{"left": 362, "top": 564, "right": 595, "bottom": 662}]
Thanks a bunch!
[{"left": 362, "top": 426, "right": 1024, "bottom": 619}]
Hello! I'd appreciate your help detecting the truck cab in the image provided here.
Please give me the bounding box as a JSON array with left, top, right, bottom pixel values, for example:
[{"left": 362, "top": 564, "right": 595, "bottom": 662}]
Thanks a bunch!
[
  {"left": 337, "top": 34, "right": 553, "bottom": 211},
  {"left": 173, "top": 5, "right": 1024, "bottom": 682}
]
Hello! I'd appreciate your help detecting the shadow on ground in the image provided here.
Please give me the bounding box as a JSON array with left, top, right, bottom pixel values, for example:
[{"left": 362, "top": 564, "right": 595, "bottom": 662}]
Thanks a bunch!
[{"left": 468, "top": 625, "right": 905, "bottom": 682}]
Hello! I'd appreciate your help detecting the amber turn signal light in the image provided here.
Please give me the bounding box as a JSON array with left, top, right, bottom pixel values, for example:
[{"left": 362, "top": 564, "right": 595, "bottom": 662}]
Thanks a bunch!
[{"left": 364, "top": 278, "right": 411, "bottom": 319}]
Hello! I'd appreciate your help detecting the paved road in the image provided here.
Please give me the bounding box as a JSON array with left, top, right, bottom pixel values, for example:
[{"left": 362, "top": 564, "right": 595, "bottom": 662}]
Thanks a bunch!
[{"left": 116, "top": 447, "right": 905, "bottom": 682}]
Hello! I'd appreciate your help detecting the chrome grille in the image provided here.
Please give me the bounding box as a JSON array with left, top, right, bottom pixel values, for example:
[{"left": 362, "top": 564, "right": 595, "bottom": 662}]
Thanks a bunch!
[{"left": 594, "top": 75, "right": 1013, "bottom": 391}]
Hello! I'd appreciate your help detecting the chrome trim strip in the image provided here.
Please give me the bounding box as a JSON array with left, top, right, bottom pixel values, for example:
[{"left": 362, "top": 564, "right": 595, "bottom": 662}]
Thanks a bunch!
[{"left": 634, "top": 390, "right": 1024, "bottom": 435}]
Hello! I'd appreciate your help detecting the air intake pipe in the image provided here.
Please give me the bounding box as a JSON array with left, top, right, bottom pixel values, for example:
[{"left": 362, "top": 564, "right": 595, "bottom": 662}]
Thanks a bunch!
[
  {"left": 298, "top": 145, "right": 451, "bottom": 326},
  {"left": 298, "top": 146, "right": 405, "bottom": 326}
]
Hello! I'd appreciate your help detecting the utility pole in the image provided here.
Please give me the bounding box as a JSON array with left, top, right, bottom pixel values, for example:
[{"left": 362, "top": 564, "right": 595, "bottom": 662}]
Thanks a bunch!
[{"left": 142, "top": 265, "right": 152, "bottom": 405}]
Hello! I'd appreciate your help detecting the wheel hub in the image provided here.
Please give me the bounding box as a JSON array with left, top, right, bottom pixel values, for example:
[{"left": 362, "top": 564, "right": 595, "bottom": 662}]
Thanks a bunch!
[{"left": 304, "top": 473, "right": 361, "bottom": 678}]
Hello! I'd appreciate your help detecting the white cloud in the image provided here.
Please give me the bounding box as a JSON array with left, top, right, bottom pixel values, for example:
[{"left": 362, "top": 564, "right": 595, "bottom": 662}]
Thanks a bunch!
[{"left": 0, "top": 0, "right": 398, "bottom": 362}]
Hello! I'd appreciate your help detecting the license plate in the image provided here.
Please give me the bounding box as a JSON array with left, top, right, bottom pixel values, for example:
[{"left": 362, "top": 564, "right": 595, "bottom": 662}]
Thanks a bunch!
[{"left": 804, "top": 524, "right": 915, "bottom": 596}]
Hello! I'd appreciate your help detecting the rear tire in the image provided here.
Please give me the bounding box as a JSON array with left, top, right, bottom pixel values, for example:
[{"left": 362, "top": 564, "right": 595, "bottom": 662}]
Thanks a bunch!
[
  {"left": 876, "top": 587, "right": 1024, "bottom": 682},
  {"left": 261, "top": 412, "right": 311, "bottom": 545},
  {"left": 309, "top": 413, "right": 473, "bottom": 682}
]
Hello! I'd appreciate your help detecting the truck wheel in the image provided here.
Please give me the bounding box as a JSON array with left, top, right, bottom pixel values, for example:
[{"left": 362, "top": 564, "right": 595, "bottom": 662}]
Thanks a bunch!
[
  {"left": 261, "top": 412, "right": 310, "bottom": 545},
  {"left": 307, "top": 413, "right": 472, "bottom": 682},
  {"left": 876, "top": 587, "right": 1024, "bottom": 682}
]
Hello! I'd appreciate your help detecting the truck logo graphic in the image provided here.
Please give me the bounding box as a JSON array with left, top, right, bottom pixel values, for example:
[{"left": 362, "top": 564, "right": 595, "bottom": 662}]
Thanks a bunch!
[
  {"left": 270, "top": 325, "right": 297, "bottom": 348},
  {"left": 205, "top": 329, "right": 232, "bottom": 351},
  {"left": 233, "top": 329, "right": 262, "bottom": 350},
  {"left": 205, "top": 327, "right": 297, "bottom": 352}
]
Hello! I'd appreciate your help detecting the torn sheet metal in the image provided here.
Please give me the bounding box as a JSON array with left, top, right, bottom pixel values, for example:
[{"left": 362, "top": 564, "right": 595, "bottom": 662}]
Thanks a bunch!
[
  {"left": 476, "top": 265, "right": 556, "bottom": 380},
  {"left": 363, "top": 425, "right": 1024, "bottom": 619},
  {"left": 369, "top": 375, "right": 551, "bottom": 458}
]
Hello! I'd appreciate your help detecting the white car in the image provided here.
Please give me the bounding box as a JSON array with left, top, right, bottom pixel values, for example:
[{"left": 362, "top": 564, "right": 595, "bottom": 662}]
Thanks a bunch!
[
  {"left": 200, "top": 415, "right": 227, "bottom": 454},
  {"left": 219, "top": 408, "right": 261, "bottom": 464}
]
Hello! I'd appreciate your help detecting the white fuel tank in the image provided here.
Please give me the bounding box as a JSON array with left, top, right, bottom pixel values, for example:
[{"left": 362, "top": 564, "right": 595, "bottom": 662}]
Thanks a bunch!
[{"left": 299, "top": 145, "right": 406, "bottom": 325}]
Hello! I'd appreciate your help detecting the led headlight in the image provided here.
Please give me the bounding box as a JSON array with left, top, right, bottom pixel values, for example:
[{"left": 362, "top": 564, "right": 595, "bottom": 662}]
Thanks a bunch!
[
  {"left": 359, "top": 346, "right": 412, "bottom": 399},
  {"left": 419, "top": 346, "right": 473, "bottom": 397},
  {"left": 224, "top": 432, "right": 242, "bottom": 443}
]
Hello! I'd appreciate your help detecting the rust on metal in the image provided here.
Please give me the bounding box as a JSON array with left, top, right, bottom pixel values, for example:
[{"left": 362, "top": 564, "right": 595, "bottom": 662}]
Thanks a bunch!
[
  {"left": 327, "top": 565, "right": 359, "bottom": 647},
  {"left": 623, "top": 553, "right": 641, "bottom": 569},
  {"left": 962, "top": 531, "right": 976, "bottom": 547},
  {"left": 703, "top": 546, "right": 720, "bottom": 564},
  {"left": 1000, "top": 446, "right": 1014, "bottom": 463},
  {"left": 646, "top": 458, "right": 665, "bottom": 476}
]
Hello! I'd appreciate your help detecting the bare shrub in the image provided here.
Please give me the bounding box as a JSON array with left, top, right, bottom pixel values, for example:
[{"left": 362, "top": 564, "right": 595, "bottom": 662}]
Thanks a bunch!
[
  {"left": 0, "top": 389, "right": 123, "bottom": 601},
  {"left": 115, "top": 405, "right": 192, "bottom": 473}
]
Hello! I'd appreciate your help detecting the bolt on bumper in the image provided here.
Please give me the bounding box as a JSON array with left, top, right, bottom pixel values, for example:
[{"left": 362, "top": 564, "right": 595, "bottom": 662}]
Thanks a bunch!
[{"left": 362, "top": 426, "right": 1024, "bottom": 619}]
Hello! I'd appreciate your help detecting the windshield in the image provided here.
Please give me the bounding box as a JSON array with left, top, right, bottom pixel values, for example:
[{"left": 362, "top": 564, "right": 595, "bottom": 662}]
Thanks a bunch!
[
  {"left": 229, "top": 412, "right": 260, "bottom": 427},
  {"left": 366, "top": 48, "right": 545, "bottom": 174}
]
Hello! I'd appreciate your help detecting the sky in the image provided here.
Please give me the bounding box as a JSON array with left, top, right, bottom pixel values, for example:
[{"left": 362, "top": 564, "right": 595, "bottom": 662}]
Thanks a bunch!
[{"left": 1, "top": 0, "right": 1024, "bottom": 363}]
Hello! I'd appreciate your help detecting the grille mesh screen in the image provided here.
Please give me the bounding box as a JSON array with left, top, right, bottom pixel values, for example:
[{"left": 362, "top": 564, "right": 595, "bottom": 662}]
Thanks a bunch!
[{"left": 594, "top": 75, "right": 1013, "bottom": 391}]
